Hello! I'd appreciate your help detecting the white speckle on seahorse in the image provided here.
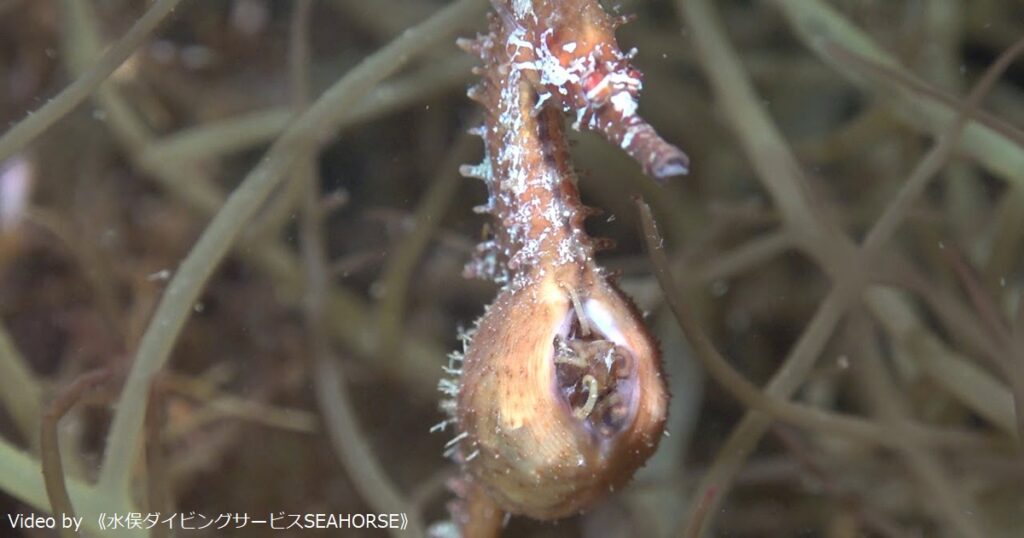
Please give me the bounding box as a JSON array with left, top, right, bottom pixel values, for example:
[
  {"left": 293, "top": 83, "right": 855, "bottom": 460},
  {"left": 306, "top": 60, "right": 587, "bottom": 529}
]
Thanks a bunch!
[{"left": 609, "top": 90, "right": 638, "bottom": 117}]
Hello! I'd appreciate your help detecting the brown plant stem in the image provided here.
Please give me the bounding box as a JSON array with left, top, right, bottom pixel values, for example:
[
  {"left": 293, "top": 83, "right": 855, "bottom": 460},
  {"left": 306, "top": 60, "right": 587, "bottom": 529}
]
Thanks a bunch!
[
  {"left": 60, "top": 0, "right": 462, "bottom": 406},
  {"left": 96, "top": 0, "right": 488, "bottom": 497},
  {"left": 289, "top": 2, "right": 423, "bottom": 535},
  {"left": 675, "top": 0, "right": 1024, "bottom": 534},
  {"left": 41, "top": 369, "right": 111, "bottom": 538},
  {"left": 849, "top": 315, "right": 985, "bottom": 538},
  {"left": 638, "top": 199, "right": 987, "bottom": 450}
]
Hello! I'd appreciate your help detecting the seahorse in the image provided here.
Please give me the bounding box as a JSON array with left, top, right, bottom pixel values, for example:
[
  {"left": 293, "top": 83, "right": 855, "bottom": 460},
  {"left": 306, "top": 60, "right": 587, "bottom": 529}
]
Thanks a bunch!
[{"left": 433, "top": 1, "right": 686, "bottom": 535}]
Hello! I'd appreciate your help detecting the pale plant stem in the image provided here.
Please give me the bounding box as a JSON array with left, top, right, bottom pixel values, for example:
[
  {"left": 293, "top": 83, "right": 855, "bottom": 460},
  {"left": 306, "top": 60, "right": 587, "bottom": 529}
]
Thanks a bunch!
[
  {"left": 773, "top": 0, "right": 1024, "bottom": 295},
  {"left": 676, "top": 0, "right": 1021, "bottom": 536},
  {"left": 676, "top": 280, "right": 856, "bottom": 538},
  {"left": 298, "top": 137, "right": 425, "bottom": 534},
  {"left": 41, "top": 370, "right": 112, "bottom": 538},
  {"left": 985, "top": 188, "right": 1024, "bottom": 287},
  {"left": 243, "top": 55, "right": 474, "bottom": 243},
  {"left": 0, "top": 437, "right": 140, "bottom": 536},
  {"left": 328, "top": 0, "right": 434, "bottom": 39},
  {"left": 60, "top": 0, "right": 452, "bottom": 400},
  {"left": 771, "top": 0, "right": 1024, "bottom": 191},
  {"left": 850, "top": 316, "right": 985, "bottom": 538},
  {"left": 141, "top": 55, "right": 473, "bottom": 167},
  {"left": 288, "top": 3, "right": 424, "bottom": 535},
  {"left": 866, "top": 287, "right": 1018, "bottom": 437},
  {"left": 96, "top": 0, "right": 489, "bottom": 498},
  {"left": 689, "top": 230, "right": 794, "bottom": 285},
  {"left": 0, "top": 0, "right": 186, "bottom": 164},
  {"left": 639, "top": 201, "right": 988, "bottom": 451}
]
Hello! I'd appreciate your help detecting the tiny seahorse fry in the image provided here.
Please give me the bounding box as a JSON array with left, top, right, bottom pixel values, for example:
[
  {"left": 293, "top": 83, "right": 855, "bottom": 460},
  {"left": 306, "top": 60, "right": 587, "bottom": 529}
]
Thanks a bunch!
[{"left": 435, "top": 0, "right": 675, "bottom": 530}]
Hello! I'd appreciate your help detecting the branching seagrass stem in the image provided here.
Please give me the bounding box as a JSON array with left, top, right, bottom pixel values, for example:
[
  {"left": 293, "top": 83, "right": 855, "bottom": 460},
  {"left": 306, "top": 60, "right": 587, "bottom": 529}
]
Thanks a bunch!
[
  {"left": 850, "top": 316, "right": 985, "bottom": 538},
  {"left": 300, "top": 137, "right": 424, "bottom": 538},
  {"left": 773, "top": 0, "right": 1024, "bottom": 297},
  {"left": 60, "top": 0, "right": 460, "bottom": 401},
  {"left": 866, "top": 287, "right": 1019, "bottom": 438},
  {"left": 689, "top": 230, "right": 794, "bottom": 285},
  {"left": 0, "top": 0, "right": 185, "bottom": 164},
  {"left": 638, "top": 200, "right": 987, "bottom": 451},
  {"left": 0, "top": 437, "right": 141, "bottom": 536},
  {"left": 676, "top": 0, "right": 1021, "bottom": 535},
  {"left": 771, "top": 0, "right": 1024, "bottom": 191},
  {"left": 97, "top": 0, "right": 489, "bottom": 497},
  {"left": 311, "top": 355, "right": 425, "bottom": 538},
  {"left": 41, "top": 369, "right": 111, "bottom": 538},
  {"left": 776, "top": 0, "right": 1024, "bottom": 290},
  {"left": 289, "top": 3, "right": 423, "bottom": 535},
  {"left": 141, "top": 55, "right": 474, "bottom": 167}
]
